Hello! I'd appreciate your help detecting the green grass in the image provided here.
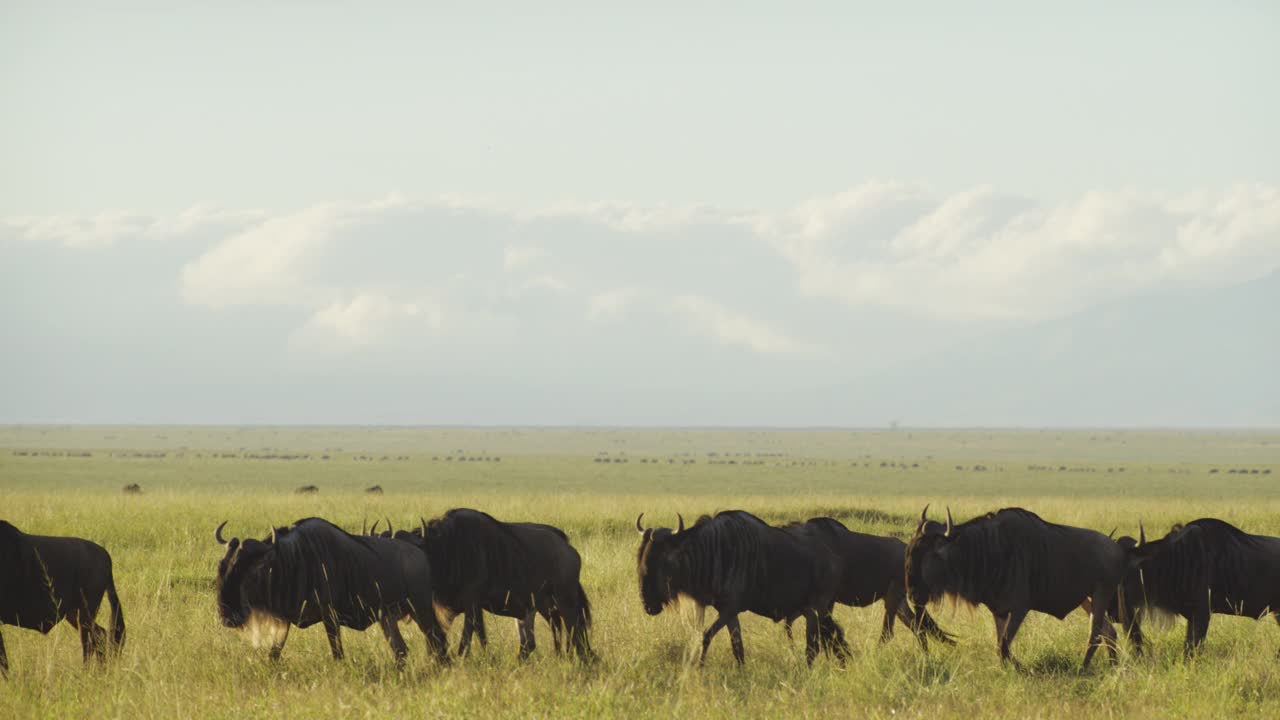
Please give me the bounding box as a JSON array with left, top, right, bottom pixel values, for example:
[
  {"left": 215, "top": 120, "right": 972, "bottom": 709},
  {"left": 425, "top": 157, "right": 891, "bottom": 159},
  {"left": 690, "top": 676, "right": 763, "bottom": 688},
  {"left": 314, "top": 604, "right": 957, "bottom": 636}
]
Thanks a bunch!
[{"left": 1, "top": 427, "right": 1278, "bottom": 718}]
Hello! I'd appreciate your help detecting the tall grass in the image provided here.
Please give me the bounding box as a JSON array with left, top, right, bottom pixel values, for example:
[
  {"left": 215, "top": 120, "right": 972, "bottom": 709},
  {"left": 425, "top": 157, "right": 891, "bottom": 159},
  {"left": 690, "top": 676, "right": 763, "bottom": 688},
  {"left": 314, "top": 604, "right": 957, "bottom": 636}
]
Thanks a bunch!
[{"left": 1, "top": 429, "right": 1278, "bottom": 718}]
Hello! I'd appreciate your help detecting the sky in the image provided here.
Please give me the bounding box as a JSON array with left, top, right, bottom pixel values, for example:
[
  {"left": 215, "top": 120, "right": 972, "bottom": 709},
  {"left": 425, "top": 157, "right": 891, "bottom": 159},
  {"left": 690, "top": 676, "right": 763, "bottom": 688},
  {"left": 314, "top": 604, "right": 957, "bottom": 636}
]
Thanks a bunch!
[{"left": 2, "top": 2, "right": 1278, "bottom": 426}]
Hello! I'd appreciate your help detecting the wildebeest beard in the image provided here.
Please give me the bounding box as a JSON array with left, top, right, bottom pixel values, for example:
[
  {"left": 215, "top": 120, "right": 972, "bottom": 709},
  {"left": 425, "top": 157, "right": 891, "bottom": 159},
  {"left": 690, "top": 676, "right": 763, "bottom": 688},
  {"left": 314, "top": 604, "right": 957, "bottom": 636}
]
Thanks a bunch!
[
  {"left": 215, "top": 538, "right": 275, "bottom": 629},
  {"left": 636, "top": 528, "right": 681, "bottom": 615}
]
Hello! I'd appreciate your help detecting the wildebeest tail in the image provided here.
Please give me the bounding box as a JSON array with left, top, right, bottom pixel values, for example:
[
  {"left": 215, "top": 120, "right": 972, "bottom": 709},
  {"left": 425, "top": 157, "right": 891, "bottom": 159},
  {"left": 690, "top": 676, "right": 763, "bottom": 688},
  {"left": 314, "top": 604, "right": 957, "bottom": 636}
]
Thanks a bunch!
[{"left": 107, "top": 573, "right": 126, "bottom": 653}]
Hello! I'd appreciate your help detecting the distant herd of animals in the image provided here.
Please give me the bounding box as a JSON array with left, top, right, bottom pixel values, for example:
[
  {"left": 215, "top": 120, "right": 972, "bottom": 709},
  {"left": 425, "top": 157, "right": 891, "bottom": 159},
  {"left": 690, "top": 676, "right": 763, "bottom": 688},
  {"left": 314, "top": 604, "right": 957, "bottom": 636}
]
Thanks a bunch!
[{"left": 3, "top": 506, "right": 1280, "bottom": 678}]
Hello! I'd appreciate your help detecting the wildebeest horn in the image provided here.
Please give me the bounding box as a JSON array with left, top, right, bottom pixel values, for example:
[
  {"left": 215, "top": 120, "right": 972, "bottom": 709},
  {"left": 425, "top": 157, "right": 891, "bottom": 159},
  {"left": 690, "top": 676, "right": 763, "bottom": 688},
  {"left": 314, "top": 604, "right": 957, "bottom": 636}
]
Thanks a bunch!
[
  {"left": 919, "top": 504, "right": 930, "bottom": 527},
  {"left": 1139, "top": 522, "right": 1146, "bottom": 546},
  {"left": 270, "top": 526, "right": 277, "bottom": 544},
  {"left": 677, "top": 513, "right": 685, "bottom": 533},
  {"left": 384, "top": 516, "right": 393, "bottom": 535},
  {"left": 420, "top": 516, "right": 428, "bottom": 537},
  {"left": 1108, "top": 527, "right": 1118, "bottom": 540},
  {"left": 635, "top": 513, "right": 646, "bottom": 533},
  {"left": 362, "top": 517, "right": 368, "bottom": 535},
  {"left": 944, "top": 507, "right": 953, "bottom": 537},
  {"left": 370, "top": 518, "right": 381, "bottom": 535},
  {"left": 215, "top": 520, "right": 229, "bottom": 545}
]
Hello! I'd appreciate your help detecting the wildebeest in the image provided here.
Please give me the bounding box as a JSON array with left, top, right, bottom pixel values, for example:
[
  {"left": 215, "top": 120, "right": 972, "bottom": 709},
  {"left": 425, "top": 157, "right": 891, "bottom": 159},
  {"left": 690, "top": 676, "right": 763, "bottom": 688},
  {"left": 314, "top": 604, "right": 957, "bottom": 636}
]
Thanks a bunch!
[
  {"left": 214, "top": 517, "right": 449, "bottom": 665},
  {"left": 635, "top": 511, "right": 850, "bottom": 666},
  {"left": 1, "top": 521, "right": 125, "bottom": 675},
  {"left": 295, "top": 485, "right": 319, "bottom": 494},
  {"left": 365, "top": 485, "right": 384, "bottom": 495},
  {"left": 905, "top": 506, "right": 1130, "bottom": 669},
  {"left": 390, "top": 509, "right": 593, "bottom": 661},
  {"left": 1110, "top": 519, "right": 1280, "bottom": 656},
  {"left": 781, "top": 517, "right": 954, "bottom": 648},
  {"left": 121, "top": 483, "right": 142, "bottom": 494}
]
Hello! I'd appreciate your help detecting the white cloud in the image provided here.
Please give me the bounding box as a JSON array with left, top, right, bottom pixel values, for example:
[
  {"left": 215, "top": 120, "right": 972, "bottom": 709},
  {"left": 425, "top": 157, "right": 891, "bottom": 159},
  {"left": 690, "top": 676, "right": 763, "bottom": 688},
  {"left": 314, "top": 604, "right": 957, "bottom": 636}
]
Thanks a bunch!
[
  {"left": 503, "top": 244, "right": 543, "bottom": 271},
  {"left": 588, "top": 287, "right": 644, "bottom": 321},
  {"left": 10, "top": 183, "right": 1278, "bottom": 357},
  {"left": 291, "top": 292, "right": 443, "bottom": 349},
  {"left": 4, "top": 205, "right": 261, "bottom": 247},
  {"left": 764, "top": 182, "right": 1280, "bottom": 320},
  {"left": 669, "top": 294, "right": 823, "bottom": 356}
]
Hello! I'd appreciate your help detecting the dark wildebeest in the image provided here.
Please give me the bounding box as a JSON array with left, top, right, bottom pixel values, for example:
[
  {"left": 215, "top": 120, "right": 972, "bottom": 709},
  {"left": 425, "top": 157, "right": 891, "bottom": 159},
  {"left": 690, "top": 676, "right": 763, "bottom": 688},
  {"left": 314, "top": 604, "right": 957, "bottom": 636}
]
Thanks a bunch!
[
  {"left": 121, "top": 484, "right": 142, "bottom": 494},
  {"left": 295, "top": 485, "right": 319, "bottom": 494},
  {"left": 905, "top": 506, "right": 1130, "bottom": 670},
  {"left": 781, "top": 517, "right": 954, "bottom": 648},
  {"left": 1, "top": 521, "right": 125, "bottom": 675},
  {"left": 390, "top": 509, "right": 592, "bottom": 661},
  {"left": 365, "top": 485, "right": 384, "bottom": 495},
  {"left": 1108, "top": 519, "right": 1280, "bottom": 656},
  {"left": 214, "top": 517, "right": 449, "bottom": 665},
  {"left": 635, "top": 511, "right": 850, "bottom": 666}
]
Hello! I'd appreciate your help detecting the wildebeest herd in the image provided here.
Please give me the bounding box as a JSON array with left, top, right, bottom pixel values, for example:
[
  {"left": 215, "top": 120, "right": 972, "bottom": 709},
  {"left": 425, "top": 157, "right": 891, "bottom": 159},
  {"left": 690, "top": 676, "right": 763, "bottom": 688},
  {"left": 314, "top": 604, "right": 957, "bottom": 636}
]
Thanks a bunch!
[{"left": 3, "top": 506, "right": 1279, "bottom": 677}]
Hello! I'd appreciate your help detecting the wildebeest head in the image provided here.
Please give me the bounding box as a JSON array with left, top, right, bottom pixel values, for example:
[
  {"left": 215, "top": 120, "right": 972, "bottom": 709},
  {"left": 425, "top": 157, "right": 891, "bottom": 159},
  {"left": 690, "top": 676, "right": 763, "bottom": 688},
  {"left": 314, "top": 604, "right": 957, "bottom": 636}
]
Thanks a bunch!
[
  {"left": 214, "top": 520, "right": 279, "bottom": 628},
  {"left": 904, "top": 505, "right": 959, "bottom": 607},
  {"left": 634, "top": 512, "right": 686, "bottom": 615}
]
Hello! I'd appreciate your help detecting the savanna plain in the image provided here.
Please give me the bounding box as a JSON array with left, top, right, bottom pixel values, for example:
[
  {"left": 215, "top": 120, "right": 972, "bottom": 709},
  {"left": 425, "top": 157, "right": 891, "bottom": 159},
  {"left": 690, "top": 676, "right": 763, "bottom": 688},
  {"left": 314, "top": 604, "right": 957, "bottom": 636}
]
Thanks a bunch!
[{"left": 2, "top": 426, "right": 1279, "bottom": 719}]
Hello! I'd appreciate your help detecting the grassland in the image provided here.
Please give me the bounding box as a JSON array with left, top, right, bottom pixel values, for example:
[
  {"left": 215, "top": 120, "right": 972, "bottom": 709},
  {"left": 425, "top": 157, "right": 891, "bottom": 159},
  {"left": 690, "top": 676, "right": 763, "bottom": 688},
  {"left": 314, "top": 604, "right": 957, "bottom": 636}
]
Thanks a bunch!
[{"left": 1, "top": 427, "right": 1278, "bottom": 719}]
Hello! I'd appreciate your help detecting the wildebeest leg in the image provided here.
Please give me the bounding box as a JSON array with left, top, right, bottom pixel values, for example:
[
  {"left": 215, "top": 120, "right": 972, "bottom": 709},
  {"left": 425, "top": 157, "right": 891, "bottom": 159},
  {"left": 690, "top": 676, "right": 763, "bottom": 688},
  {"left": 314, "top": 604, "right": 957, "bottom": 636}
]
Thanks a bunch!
[
  {"left": 69, "top": 613, "right": 107, "bottom": 664},
  {"left": 699, "top": 615, "right": 728, "bottom": 666},
  {"left": 995, "top": 609, "right": 1028, "bottom": 669},
  {"left": 820, "top": 612, "right": 851, "bottom": 665},
  {"left": 804, "top": 610, "right": 821, "bottom": 666},
  {"left": 379, "top": 616, "right": 409, "bottom": 667},
  {"left": 1184, "top": 609, "right": 1210, "bottom": 657},
  {"left": 1082, "top": 598, "right": 1119, "bottom": 669},
  {"left": 726, "top": 614, "right": 745, "bottom": 665},
  {"left": 474, "top": 608, "right": 488, "bottom": 648},
  {"left": 1123, "top": 608, "right": 1146, "bottom": 657},
  {"left": 268, "top": 624, "right": 290, "bottom": 661},
  {"left": 413, "top": 608, "right": 451, "bottom": 664},
  {"left": 323, "top": 616, "right": 345, "bottom": 660},
  {"left": 458, "top": 607, "right": 481, "bottom": 657},
  {"left": 517, "top": 610, "right": 537, "bottom": 660}
]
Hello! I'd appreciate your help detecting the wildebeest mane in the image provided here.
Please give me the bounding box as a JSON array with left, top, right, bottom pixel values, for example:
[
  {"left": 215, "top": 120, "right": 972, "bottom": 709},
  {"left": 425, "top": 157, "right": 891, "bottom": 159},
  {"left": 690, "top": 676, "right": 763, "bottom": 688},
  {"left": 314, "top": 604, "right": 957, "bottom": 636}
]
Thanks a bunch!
[
  {"left": 422, "top": 509, "right": 532, "bottom": 591},
  {"left": 1137, "top": 519, "right": 1267, "bottom": 612},
  {"left": 234, "top": 518, "right": 386, "bottom": 623},
  {"left": 662, "top": 511, "right": 781, "bottom": 602},
  {"left": 908, "top": 508, "right": 1048, "bottom": 607}
]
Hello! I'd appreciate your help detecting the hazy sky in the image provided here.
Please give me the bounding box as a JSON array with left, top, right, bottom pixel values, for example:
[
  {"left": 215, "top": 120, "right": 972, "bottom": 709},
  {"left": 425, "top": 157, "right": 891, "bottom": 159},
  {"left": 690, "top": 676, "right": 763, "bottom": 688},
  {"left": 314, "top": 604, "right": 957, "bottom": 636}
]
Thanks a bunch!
[{"left": 3, "top": 2, "right": 1278, "bottom": 425}]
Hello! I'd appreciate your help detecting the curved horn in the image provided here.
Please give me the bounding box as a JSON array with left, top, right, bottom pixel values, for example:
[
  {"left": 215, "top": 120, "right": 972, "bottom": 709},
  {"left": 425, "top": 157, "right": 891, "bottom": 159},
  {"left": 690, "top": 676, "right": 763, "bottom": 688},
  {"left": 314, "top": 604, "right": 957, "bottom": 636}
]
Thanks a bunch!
[
  {"left": 369, "top": 518, "right": 381, "bottom": 535},
  {"left": 676, "top": 513, "right": 685, "bottom": 533},
  {"left": 420, "top": 516, "right": 428, "bottom": 537},
  {"left": 1139, "top": 522, "right": 1146, "bottom": 546},
  {"left": 919, "top": 504, "right": 930, "bottom": 526},
  {"left": 215, "top": 520, "right": 229, "bottom": 545},
  {"left": 362, "top": 517, "right": 368, "bottom": 536},
  {"left": 269, "top": 526, "right": 277, "bottom": 544},
  {"left": 635, "top": 513, "right": 646, "bottom": 533},
  {"left": 1108, "top": 527, "right": 1118, "bottom": 540},
  {"left": 384, "top": 516, "right": 393, "bottom": 535},
  {"left": 945, "top": 507, "right": 954, "bottom": 537}
]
